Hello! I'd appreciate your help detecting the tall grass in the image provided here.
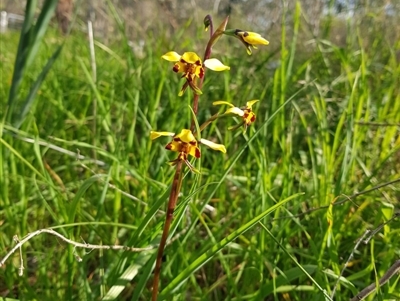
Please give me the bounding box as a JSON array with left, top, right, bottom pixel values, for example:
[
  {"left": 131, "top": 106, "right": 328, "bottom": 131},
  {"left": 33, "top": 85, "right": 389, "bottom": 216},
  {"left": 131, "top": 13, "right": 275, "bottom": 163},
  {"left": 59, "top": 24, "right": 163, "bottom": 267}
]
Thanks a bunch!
[
  {"left": 6, "top": 0, "right": 60, "bottom": 128},
  {"left": 0, "top": 1, "right": 399, "bottom": 300}
]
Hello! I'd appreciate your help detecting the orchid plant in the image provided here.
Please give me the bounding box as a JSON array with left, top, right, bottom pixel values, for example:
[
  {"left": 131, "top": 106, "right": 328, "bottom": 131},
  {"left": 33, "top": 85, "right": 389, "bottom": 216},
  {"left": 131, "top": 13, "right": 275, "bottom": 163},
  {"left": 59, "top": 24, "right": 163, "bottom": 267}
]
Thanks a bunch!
[{"left": 150, "top": 15, "right": 268, "bottom": 300}]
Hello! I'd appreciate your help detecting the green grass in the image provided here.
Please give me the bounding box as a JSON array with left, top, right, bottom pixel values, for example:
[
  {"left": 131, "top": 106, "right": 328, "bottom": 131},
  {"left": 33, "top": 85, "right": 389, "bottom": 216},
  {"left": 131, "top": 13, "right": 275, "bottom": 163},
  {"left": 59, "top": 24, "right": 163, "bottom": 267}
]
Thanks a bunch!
[{"left": 1, "top": 2, "right": 400, "bottom": 301}]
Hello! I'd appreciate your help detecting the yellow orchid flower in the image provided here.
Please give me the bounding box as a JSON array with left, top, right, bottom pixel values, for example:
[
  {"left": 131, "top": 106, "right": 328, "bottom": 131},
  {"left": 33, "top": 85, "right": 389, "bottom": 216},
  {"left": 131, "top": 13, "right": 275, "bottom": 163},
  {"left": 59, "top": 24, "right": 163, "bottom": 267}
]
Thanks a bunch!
[
  {"left": 162, "top": 51, "right": 230, "bottom": 96},
  {"left": 213, "top": 100, "right": 259, "bottom": 131},
  {"left": 150, "top": 129, "right": 226, "bottom": 172},
  {"left": 224, "top": 29, "right": 269, "bottom": 55}
]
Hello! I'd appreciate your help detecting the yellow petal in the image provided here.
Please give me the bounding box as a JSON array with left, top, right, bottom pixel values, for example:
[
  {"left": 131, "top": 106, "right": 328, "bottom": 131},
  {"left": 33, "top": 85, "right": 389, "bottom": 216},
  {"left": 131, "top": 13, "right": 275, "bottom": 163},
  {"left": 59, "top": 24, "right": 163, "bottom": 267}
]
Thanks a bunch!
[
  {"left": 166, "top": 140, "right": 182, "bottom": 152},
  {"left": 245, "top": 46, "right": 252, "bottom": 55},
  {"left": 200, "top": 139, "right": 226, "bottom": 153},
  {"left": 181, "top": 52, "right": 201, "bottom": 64},
  {"left": 176, "top": 129, "right": 196, "bottom": 143},
  {"left": 244, "top": 112, "right": 256, "bottom": 125},
  {"left": 161, "top": 51, "right": 181, "bottom": 62},
  {"left": 226, "top": 107, "right": 245, "bottom": 116},
  {"left": 173, "top": 61, "right": 187, "bottom": 73},
  {"left": 246, "top": 100, "right": 259, "bottom": 108},
  {"left": 243, "top": 32, "right": 269, "bottom": 45},
  {"left": 204, "top": 59, "right": 230, "bottom": 71},
  {"left": 213, "top": 100, "right": 234, "bottom": 107},
  {"left": 150, "top": 131, "right": 175, "bottom": 140},
  {"left": 187, "top": 145, "right": 201, "bottom": 158}
]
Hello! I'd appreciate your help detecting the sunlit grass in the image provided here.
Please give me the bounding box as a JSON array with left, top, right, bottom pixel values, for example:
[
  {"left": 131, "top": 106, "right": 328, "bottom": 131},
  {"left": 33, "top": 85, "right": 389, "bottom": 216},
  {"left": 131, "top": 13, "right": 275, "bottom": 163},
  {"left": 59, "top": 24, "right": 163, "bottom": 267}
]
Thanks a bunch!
[{"left": 1, "top": 2, "right": 399, "bottom": 301}]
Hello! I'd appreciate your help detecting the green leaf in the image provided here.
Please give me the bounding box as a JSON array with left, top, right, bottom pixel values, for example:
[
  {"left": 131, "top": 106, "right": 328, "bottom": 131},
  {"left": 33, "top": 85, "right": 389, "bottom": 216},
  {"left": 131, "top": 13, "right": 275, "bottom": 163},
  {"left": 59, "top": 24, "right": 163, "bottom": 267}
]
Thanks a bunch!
[
  {"left": 7, "top": 0, "right": 60, "bottom": 127},
  {"left": 159, "top": 193, "right": 302, "bottom": 299}
]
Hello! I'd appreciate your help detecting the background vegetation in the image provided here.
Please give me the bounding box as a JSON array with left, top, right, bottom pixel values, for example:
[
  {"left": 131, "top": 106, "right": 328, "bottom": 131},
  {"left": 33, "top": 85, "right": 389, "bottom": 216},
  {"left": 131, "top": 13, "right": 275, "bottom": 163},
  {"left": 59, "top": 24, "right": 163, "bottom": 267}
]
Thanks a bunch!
[{"left": 0, "top": 0, "right": 399, "bottom": 300}]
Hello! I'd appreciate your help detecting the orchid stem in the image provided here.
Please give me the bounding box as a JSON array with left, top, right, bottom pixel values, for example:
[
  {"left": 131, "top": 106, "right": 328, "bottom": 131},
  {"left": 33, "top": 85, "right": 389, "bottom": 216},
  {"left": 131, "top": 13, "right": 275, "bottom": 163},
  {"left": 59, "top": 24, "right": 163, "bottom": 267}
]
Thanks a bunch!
[
  {"left": 153, "top": 15, "right": 229, "bottom": 299},
  {"left": 191, "top": 16, "right": 229, "bottom": 130},
  {"left": 190, "top": 17, "right": 215, "bottom": 131},
  {"left": 151, "top": 160, "right": 183, "bottom": 301}
]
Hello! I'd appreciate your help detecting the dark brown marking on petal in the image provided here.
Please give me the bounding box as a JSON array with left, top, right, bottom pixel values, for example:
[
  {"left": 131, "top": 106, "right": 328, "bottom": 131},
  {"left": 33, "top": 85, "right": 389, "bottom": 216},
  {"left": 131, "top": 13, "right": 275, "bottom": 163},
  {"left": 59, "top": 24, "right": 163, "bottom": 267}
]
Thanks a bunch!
[
  {"left": 195, "top": 147, "right": 201, "bottom": 158},
  {"left": 165, "top": 143, "right": 173, "bottom": 150},
  {"left": 199, "top": 67, "right": 204, "bottom": 78},
  {"left": 173, "top": 64, "right": 180, "bottom": 73}
]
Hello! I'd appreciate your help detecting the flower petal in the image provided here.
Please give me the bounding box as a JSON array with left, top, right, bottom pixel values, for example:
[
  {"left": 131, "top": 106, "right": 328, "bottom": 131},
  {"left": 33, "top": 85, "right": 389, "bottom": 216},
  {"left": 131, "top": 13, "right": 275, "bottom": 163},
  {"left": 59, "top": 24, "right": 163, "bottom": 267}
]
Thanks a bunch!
[
  {"left": 228, "top": 123, "right": 244, "bottom": 131},
  {"left": 213, "top": 100, "right": 234, "bottom": 107},
  {"left": 162, "top": 51, "right": 181, "bottom": 62},
  {"left": 178, "top": 82, "right": 190, "bottom": 96},
  {"left": 184, "top": 159, "right": 201, "bottom": 174},
  {"left": 173, "top": 61, "right": 186, "bottom": 73},
  {"left": 181, "top": 52, "right": 201, "bottom": 64},
  {"left": 243, "top": 32, "right": 269, "bottom": 45},
  {"left": 244, "top": 112, "right": 256, "bottom": 125},
  {"left": 200, "top": 139, "right": 226, "bottom": 153},
  {"left": 246, "top": 100, "right": 259, "bottom": 108},
  {"left": 245, "top": 46, "right": 252, "bottom": 55},
  {"left": 150, "top": 131, "right": 175, "bottom": 140},
  {"left": 166, "top": 140, "right": 182, "bottom": 152},
  {"left": 204, "top": 58, "right": 230, "bottom": 71},
  {"left": 176, "top": 129, "right": 196, "bottom": 143},
  {"left": 187, "top": 145, "right": 201, "bottom": 158},
  {"left": 188, "top": 80, "right": 203, "bottom": 95},
  {"left": 226, "top": 107, "right": 245, "bottom": 116}
]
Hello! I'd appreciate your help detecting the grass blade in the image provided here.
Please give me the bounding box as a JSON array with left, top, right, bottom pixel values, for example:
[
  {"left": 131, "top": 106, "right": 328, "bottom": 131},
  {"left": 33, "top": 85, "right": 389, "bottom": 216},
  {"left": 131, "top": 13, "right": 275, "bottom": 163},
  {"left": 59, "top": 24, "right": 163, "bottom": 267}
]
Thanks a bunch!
[
  {"left": 159, "top": 193, "right": 302, "bottom": 298},
  {"left": 14, "top": 45, "right": 64, "bottom": 128},
  {"left": 7, "top": 0, "right": 59, "bottom": 126}
]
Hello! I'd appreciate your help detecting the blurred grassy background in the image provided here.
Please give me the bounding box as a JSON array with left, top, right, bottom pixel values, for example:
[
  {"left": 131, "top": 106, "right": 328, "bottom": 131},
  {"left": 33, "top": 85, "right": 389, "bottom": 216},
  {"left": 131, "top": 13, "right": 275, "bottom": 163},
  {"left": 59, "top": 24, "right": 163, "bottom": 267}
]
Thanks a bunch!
[{"left": 0, "top": 0, "right": 399, "bottom": 300}]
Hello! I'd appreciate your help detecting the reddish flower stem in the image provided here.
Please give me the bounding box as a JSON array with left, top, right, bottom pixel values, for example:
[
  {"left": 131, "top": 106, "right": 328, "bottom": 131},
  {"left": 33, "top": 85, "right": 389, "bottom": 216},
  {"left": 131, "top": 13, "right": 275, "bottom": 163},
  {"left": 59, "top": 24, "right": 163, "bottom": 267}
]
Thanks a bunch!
[
  {"left": 191, "top": 16, "right": 229, "bottom": 131},
  {"left": 153, "top": 15, "right": 229, "bottom": 299},
  {"left": 152, "top": 24, "right": 216, "bottom": 292},
  {"left": 191, "top": 17, "right": 215, "bottom": 131},
  {"left": 151, "top": 160, "right": 183, "bottom": 301}
]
